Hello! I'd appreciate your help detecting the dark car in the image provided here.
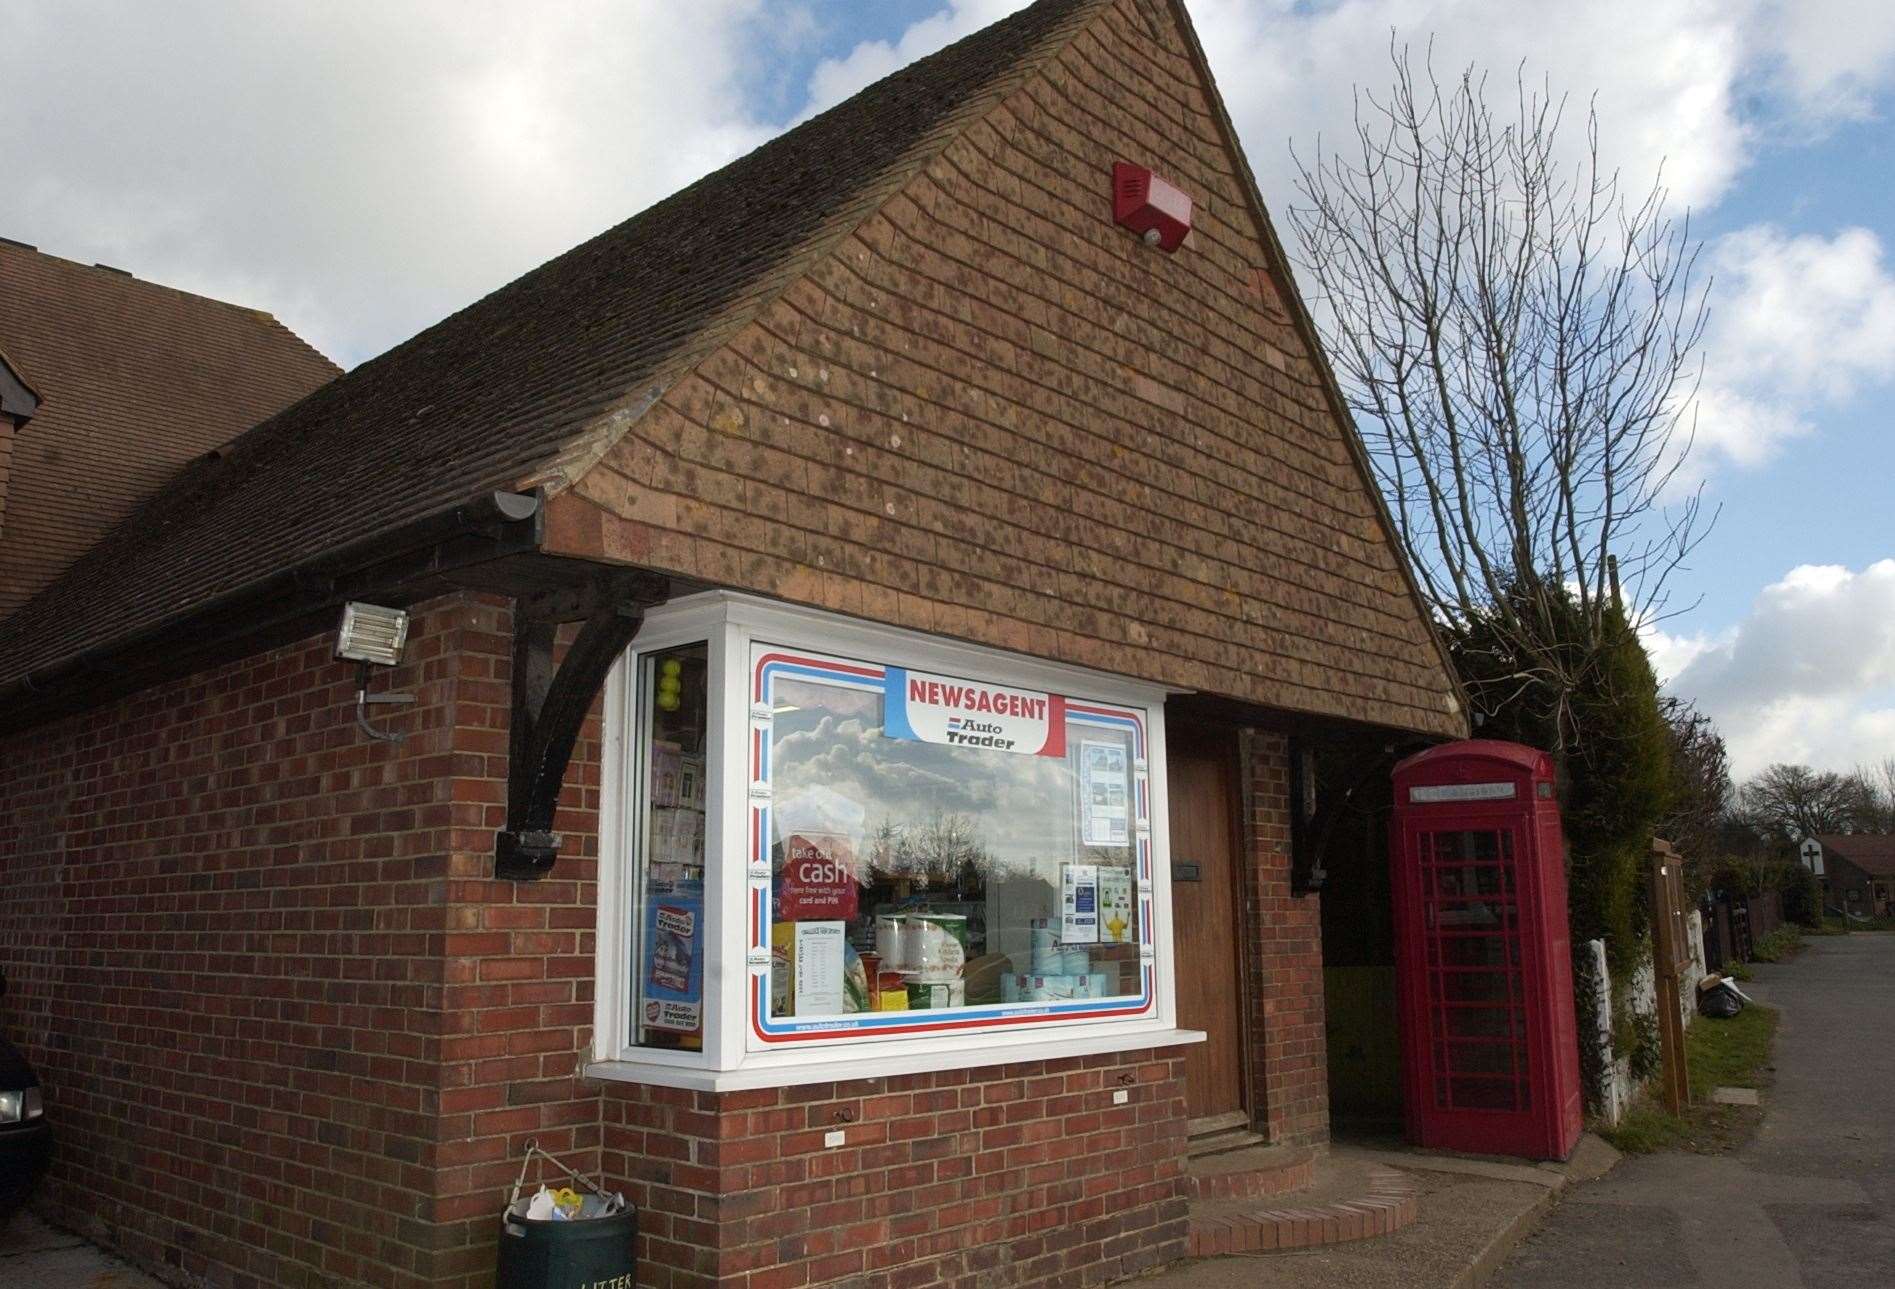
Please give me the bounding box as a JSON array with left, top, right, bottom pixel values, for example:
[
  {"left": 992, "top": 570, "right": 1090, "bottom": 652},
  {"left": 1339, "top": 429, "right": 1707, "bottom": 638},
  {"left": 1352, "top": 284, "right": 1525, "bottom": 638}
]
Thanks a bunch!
[{"left": 0, "top": 969, "right": 50, "bottom": 1220}]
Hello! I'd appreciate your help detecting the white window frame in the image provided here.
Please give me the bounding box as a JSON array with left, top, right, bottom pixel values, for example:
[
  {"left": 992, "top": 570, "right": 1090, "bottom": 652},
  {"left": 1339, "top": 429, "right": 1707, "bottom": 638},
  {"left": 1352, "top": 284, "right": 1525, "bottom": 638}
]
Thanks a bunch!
[{"left": 589, "top": 591, "right": 1201, "bottom": 1091}]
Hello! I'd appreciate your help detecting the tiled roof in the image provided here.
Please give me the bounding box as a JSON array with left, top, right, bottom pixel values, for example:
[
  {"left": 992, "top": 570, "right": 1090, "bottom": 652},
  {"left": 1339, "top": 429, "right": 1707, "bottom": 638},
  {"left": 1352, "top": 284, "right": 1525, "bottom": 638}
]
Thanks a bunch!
[
  {"left": 0, "top": 242, "right": 338, "bottom": 617},
  {"left": 1815, "top": 834, "right": 1895, "bottom": 877},
  {"left": 0, "top": 0, "right": 1095, "bottom": 689}
]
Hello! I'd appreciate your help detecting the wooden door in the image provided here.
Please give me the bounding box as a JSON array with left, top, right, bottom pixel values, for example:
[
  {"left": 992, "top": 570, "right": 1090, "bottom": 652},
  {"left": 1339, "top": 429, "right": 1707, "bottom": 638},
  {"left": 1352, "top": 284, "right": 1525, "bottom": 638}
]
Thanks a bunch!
[{"left": 1167, "top": 728, "right": 1247, "bottom": 1121}]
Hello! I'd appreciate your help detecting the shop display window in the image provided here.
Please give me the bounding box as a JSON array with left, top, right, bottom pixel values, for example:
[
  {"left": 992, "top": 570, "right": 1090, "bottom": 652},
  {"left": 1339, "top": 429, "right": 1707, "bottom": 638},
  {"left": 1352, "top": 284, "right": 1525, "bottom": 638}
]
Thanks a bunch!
[
  {"left": 631, "top": 642, "right": 710, "bottom": 1050},
  {"left": 750, "top": 643, "right": 1155, "bottom": 1044},
  {"left": 600, "top": 593, "right": 1176, "bottom": 1084}
]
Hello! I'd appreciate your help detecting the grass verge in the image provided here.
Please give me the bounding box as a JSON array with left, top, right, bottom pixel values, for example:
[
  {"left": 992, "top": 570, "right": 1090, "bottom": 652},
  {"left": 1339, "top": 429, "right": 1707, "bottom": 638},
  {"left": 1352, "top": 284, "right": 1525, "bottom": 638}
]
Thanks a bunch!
[
  {"left": 1816, "top": 914, "right": 1895, "bottom": 933},
  {"left": 1600, "top": 1003, "right": 1779, "bottom": 1155},
  {"left": 1748, "top": 927, "right": 1803, "bottom": 962}
]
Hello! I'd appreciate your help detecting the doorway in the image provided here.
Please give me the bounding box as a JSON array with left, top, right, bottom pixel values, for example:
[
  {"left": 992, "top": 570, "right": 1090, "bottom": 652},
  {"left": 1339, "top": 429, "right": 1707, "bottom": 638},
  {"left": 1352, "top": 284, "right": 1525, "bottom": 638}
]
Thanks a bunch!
[
  {"left": 1166, "top": 725, "right": 1248, "bottom": 1125},
  {"left": 1318, "top": 758, "right": 1404, "bottom": 1134}
]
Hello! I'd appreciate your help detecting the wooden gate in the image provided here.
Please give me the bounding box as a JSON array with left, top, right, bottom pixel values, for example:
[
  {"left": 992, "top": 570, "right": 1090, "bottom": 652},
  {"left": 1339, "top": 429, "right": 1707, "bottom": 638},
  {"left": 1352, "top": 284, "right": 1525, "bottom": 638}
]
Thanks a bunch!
[{"left": 1650, "top": 839, "right": 1691, "bottom": 1114}]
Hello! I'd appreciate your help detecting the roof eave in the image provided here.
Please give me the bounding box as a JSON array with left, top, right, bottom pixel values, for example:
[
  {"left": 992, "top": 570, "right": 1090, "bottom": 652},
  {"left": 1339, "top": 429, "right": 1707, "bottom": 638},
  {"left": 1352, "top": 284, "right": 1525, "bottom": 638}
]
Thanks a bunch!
[{"left": 0, "top": 489, "right": 543, "bottom": 735}]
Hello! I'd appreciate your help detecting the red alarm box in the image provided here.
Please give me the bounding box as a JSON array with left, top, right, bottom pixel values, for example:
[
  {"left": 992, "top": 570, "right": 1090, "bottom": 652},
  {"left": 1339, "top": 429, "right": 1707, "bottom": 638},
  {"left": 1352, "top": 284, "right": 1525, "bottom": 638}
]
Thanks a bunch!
[{"left": 1112, "top": 162, "right": 1192, "bottom": 251}]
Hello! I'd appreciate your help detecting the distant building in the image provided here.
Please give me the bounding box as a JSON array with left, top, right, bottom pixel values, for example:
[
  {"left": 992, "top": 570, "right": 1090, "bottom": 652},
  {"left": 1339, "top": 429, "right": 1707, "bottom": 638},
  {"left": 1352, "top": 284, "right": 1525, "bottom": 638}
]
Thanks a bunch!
[
  {"left": 1809, "top": 835, "right": 1895, "bottom": 916},
  {"left": 0, "top": 237, "right": 336, "bottom": 615}
]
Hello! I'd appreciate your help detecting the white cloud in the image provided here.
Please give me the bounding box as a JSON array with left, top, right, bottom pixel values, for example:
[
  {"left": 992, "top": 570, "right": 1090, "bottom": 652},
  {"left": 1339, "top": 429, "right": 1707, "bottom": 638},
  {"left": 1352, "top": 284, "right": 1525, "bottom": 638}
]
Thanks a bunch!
[
  {"left": 6, "top": 0, "right": 1892, "bottom": 382},
  {"left": 1680, "top": 224, "right": 1895, "bottom": 477},
  {"left": 1642, "top": 622, "right": 1730, "bottom": 689},
  {"left": 1188, "top": 0, "right": 1752, "bottom": 220},
  {"left": 1708, "top": 225, "right": 1895, "bottom": 403},
  {"left": 801, "top": 0, "right": 1034, "bottom": 119},
  {"left": 1665, "top": 561, "right": 1895, "bottom": 776},
  {"left": 1752, "top": 0, "right": 1895, "bottom": 124},
  {"left": 1187, "top": 0, "right": 1895, "bottom": 212},
  {"left": 0, "top": 0, "right": 792, "bottom": 367}
]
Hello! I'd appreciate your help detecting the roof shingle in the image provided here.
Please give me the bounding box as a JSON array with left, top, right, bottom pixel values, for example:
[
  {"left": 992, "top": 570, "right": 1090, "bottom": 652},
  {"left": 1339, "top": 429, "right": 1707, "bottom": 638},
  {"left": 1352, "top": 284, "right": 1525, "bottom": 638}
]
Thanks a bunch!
[
  {"left": 1815, "top": 834, "right": 1895, "bottom": 877},
  {"left": 0, "top": 244, "right": 337, "bottom": 618}
]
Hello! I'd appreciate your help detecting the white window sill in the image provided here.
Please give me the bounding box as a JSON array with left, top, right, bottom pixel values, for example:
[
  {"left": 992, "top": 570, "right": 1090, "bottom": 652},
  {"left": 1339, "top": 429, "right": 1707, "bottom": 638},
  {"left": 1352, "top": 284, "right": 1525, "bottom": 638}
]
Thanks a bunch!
[{"left": 585, "top": 1026, "right": 1205, "bottom": 1092}]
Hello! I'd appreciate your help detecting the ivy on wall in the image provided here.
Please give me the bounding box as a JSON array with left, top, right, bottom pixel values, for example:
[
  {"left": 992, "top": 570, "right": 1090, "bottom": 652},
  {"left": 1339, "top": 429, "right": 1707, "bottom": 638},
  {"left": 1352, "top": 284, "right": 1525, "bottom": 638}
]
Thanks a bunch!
[{"left": 1447, "top": 583, "right": 1673, "bottom": 1104}]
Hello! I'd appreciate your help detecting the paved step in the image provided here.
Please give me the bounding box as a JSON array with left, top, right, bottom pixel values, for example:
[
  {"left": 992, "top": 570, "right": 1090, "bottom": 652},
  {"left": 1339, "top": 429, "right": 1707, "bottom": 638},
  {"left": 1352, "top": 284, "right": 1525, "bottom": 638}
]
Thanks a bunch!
[
  {"left": 1187, "top": 1143, "right": 1316, "bottom": 1200},
  {"left": 1186, "top": 1154, "right": 1419, "bottom": 1257}
]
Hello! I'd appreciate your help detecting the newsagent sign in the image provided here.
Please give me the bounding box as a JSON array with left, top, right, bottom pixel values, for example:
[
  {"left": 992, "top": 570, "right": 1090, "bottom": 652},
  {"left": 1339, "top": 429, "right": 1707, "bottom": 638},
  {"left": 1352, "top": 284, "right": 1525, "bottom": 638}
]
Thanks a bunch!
[{"left": 882, "top": 666, "right": 1067, "bottom": 757}]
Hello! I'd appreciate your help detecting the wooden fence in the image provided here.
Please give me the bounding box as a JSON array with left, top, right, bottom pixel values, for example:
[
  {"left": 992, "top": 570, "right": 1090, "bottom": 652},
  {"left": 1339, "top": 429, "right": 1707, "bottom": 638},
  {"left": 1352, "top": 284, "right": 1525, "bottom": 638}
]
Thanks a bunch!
[{"left": 1700, "top": 887, "right": 1784, "bottom": 973}]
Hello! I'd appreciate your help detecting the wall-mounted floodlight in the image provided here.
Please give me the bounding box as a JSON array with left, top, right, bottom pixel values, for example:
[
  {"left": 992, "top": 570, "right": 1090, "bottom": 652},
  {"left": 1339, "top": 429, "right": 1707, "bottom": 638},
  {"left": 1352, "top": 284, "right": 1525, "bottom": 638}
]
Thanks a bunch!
[
  {"left": 336, "top": 602, "right": 410, "bottom": 666},
  {"left": 336, "top": 602, "right": 414, "bottom": 742}
]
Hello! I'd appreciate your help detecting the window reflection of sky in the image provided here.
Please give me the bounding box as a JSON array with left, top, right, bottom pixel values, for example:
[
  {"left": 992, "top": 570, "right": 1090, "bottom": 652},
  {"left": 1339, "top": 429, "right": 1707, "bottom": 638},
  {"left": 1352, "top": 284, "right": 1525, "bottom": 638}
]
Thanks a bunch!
[{"left": 769, "top": 676, "right": 1129, "bottom": 882}]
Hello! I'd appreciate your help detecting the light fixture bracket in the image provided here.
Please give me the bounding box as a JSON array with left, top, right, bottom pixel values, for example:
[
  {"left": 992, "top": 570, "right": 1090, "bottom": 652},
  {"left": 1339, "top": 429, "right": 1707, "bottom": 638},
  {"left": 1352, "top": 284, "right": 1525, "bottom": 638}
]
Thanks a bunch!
[{"left": 353, "top": 660, "right": 415, "bottom": 743}]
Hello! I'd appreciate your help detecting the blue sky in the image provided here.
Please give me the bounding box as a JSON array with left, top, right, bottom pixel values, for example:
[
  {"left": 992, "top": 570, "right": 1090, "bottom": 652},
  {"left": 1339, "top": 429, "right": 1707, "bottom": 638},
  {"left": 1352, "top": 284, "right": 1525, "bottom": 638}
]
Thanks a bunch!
[
  {"left": 1688, "top": 116, "right": 1895, "bottom": 619},
  {"left": 3, "top": 0, "right": 1890, "bottom": 780}
]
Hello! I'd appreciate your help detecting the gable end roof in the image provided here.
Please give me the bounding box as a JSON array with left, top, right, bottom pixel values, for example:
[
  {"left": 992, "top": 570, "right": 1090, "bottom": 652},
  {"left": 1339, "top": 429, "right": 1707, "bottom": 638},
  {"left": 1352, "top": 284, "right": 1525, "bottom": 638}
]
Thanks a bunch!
[
  {"left": 1148, "top": 0, "right": 1465, "bottom": 727},
  {"left": 1815, "top": 834, "right": 1895, "bottom": 877}
]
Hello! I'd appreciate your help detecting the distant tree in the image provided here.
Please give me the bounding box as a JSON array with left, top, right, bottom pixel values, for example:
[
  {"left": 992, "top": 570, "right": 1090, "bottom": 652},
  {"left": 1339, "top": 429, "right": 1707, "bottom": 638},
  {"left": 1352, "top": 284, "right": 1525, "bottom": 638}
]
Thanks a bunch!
[
  {"left": 1848, "top": 759, "right": 1895, "bottom": 832},
  {"left": 1739, "top": 764, "right": 1869, "bottom": 842},
  {"left": 866, "top": 811, "right": 992, "bottom": 889},
  {"left": 1289, "top": 43, "right": 1711, "bottom": 758}
]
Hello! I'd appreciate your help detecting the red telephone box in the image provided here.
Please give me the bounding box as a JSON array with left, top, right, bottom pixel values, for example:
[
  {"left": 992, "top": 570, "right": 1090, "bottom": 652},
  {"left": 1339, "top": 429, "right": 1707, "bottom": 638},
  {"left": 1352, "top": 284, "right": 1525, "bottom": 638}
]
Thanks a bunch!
[{"left": 1389, "top": 740, "right": 1583, "bottom": 1160}]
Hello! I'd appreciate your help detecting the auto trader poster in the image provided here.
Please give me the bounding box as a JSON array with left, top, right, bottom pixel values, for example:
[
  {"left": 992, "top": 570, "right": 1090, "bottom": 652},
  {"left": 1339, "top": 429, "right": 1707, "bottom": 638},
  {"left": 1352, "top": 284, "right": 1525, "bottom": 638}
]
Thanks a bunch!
[{"left": 641, "top": 881, "right": 704, "bottom": 1033}]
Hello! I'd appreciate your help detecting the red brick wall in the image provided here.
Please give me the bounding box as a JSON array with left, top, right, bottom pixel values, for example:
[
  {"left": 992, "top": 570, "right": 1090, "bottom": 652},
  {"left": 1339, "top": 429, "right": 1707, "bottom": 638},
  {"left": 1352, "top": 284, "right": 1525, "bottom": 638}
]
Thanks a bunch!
[
  {"left": 599, "top": 1050, "right": 1188, "bottom": 1289},
  {"left": 421, "top": 600, "right": 611, "bottom": 1287},
  {"left": 0, "top": 588, "right": 1318, "bottom": 1288},
  {"left": 0, "top": 593, "right": 607, "bottom": 1289},
  {"left": 1237, "top": 731, "right": 1328, "bottom": 1146}
]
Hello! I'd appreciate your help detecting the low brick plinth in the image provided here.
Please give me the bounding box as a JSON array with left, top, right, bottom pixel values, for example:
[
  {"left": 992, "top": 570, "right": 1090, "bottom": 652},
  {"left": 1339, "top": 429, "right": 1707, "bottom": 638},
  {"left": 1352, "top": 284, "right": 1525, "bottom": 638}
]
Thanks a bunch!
[{"left": 1187, "top": 1164, "right": 1417, "bottom": 1257}]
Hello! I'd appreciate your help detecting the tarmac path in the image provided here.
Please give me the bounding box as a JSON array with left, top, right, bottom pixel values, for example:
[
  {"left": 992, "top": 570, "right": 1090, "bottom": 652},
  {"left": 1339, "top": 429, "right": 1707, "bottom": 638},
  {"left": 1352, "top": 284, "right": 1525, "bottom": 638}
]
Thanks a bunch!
[{"left": 1494, "top": 933, "right": 1895, "bottom": 1288}]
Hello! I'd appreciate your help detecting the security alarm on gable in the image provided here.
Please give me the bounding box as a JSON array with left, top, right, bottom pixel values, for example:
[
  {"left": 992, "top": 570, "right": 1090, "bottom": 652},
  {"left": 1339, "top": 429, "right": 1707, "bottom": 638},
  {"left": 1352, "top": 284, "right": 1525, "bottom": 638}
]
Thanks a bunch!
[{"left": 1113, "top": 162, "right": 1193, "bottom": 252}]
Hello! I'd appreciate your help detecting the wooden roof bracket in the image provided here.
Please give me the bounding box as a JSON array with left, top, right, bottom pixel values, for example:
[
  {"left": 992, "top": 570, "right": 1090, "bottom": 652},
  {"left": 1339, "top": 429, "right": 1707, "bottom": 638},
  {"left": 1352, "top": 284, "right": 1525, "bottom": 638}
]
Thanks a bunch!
[{"left": 495, "top": 568, "right": 668, "bottom": 880}]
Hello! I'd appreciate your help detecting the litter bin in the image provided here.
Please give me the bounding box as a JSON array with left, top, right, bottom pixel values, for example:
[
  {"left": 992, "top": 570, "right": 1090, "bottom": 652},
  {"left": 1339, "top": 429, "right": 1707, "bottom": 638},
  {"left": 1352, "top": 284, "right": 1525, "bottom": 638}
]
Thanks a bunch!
[
  {"left": 497, "top": 1141, "right": 637, "bottom": 1289},
  {"left": 497, "top": 1198, "right": 637, "bottom": 1289}
]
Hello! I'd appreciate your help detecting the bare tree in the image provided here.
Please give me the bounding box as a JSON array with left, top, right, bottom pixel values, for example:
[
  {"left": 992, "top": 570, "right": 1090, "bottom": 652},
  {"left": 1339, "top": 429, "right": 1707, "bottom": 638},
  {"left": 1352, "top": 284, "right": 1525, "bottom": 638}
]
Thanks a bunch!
[
  {"left": 1289, "top": 44, "right": 1711, "bottom": 730},
  {"left": 866, "top": 811, "right": 994, "bottom": 888},
  {"left": 1738, "top": 764, "right": 1868, "bottom": 842},
  {"left": 1850, "top": 758, "right": 1895, "bottom": 832}
]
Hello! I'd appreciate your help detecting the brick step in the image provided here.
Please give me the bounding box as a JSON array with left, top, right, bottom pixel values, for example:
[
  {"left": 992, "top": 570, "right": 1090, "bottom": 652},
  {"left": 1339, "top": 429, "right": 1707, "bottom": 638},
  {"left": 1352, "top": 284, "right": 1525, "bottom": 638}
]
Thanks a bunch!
[
  {"left": 1186, "top": 1158, "right": 1419, "bottom": 1257},
  {"left": 1186, "top": 1142, "right": 1315, "bottom": 1200}
]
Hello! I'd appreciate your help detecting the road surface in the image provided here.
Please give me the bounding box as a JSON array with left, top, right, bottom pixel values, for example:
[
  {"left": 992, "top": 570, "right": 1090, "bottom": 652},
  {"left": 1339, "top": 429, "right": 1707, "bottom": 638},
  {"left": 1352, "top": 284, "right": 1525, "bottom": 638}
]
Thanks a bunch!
[{"left": 1494, "top": 933, "right": 1895, "bottom": 1288}]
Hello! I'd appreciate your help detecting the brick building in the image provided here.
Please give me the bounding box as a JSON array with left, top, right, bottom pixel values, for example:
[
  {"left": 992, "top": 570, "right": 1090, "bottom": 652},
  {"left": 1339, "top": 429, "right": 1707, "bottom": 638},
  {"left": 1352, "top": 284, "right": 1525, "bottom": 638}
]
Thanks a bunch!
[
  {"left": 1809, "top": 835, "right": 1895, "bottom": 917},
  {"left": 0, "top": 2, "right": 1465, "bottom": 1286}
]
